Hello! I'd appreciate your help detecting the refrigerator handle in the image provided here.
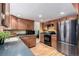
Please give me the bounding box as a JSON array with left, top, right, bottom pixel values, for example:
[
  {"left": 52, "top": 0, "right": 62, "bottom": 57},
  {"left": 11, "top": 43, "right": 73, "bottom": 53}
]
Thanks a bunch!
[{"left": 64, "top": 21, "right": 66, "bottom": 39}]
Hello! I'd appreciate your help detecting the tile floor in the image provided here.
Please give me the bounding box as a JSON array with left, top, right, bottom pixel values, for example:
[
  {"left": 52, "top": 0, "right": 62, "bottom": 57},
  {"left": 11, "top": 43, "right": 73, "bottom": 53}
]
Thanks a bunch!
[{"left": 30, "top": 39, "right": 64, "bottom": 56}]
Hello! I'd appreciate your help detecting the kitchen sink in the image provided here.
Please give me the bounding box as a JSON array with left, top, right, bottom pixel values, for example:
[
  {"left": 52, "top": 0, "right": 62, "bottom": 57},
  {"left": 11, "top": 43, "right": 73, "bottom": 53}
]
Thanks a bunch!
[{"left": 5, "top": 37, "right": 20, "bottom": 43}]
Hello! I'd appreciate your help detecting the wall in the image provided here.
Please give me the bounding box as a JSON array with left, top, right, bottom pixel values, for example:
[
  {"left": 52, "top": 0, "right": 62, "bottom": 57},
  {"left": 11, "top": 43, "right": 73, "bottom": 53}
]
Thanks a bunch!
[
  {"left": 34, "top": 21, "right": 40, "bottom": 35},
  {"left": 34, "top": 22, "right": 40, "bottom": 31}
]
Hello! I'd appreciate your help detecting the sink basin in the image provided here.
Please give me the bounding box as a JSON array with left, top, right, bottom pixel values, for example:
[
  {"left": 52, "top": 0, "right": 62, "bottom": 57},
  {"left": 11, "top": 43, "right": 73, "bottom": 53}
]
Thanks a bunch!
[{"left": 5, "top": 37, "right": 20, "bottom": 43}]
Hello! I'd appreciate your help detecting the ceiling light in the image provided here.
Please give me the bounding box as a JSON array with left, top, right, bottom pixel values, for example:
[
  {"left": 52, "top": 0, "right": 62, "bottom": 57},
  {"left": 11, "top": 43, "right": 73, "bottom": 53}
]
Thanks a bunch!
[
  {"left": 38, "top": 14, "right": 42, "bottom": 18},
  {"left": 17, "top": 14, "right": 21, "bottom": 17},
  {"left": 60, "top": 12, "right": 65, "bottom": 15}
]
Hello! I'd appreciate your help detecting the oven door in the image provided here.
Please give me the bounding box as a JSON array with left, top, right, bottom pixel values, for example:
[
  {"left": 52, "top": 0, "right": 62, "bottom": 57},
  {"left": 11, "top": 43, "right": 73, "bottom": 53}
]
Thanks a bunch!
[{"left": 44, "top": 35, "right": 51, "bottom": 46}]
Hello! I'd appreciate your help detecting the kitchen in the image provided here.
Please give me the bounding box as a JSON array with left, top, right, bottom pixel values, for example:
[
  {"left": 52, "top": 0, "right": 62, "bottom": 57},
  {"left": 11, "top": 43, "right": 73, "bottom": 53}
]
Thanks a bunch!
[{"left": 0, "top": 3, "right": 79, "bottom": 56}]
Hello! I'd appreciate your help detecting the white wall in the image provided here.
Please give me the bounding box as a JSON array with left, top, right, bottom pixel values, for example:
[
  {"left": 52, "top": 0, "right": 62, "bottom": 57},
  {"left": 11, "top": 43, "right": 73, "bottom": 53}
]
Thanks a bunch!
[
  {"left": 34, "top": 21, "right": 40, "bottom": 35},
  {"left": 34, "top": 21, "right": 40, "bottom": 30}
]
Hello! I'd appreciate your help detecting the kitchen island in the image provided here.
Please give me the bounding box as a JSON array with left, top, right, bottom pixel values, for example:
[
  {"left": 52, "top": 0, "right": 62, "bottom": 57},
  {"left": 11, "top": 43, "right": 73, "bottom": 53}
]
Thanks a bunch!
[{"left": 0, "top": 37, "right": 34, "bottom": 56}]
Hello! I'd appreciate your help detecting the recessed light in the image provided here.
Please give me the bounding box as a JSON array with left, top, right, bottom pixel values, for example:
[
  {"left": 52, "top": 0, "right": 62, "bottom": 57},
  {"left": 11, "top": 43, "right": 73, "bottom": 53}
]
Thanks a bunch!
[
  {"left": 17, "top": 14, "right": 21, "bottom": 17},
  {"left": 38, "top": 14, "right": 42, "bottom": 18},
  {"left": 60, "top": 12, "right": 65, "bottom": 15}
]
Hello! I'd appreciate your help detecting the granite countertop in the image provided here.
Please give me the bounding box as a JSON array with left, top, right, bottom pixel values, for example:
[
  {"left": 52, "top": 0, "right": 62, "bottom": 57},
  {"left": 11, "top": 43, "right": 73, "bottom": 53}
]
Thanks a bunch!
[{"left": 0, "top": 38, "right": 34, "bottom": 56}]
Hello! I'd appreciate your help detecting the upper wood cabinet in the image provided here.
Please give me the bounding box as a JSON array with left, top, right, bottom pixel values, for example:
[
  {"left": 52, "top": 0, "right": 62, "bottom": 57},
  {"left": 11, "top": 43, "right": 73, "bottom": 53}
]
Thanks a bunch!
[
  {"left": 0, "top": 3, "right": 10, "bottom": 27},
  {"left": 10, "top": 15, "right": 18, "bottom": 29},
  {"left": 10, "top": 15, "right": 34, "bottom": 30},
  {"left": 17, "top": 18, "right": 34, "bottom": 30},
  {"left": 40, "top": 20, "right": 57, "bottom": 33}
]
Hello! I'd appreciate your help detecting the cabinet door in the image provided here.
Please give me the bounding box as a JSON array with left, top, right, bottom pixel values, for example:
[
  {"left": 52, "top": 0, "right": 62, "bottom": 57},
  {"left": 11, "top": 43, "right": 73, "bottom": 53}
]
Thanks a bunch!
[
  {"left": 29, "top": 37, "right": 36, "bottom": 48},
  {"left": 21, "top": 37, "right": 30, "bottom": 47},
  {"left": 26, "top": 21, "right": 34, "bottom": 30},
  {"left": 17, "top": 19, "right": 28, "bottom": 30},
  {"left": 21, "top": 36, "right": 36, "bottom": 48},
  {"left": 17, "top": 19, "right": 34, "bottom": 30},
  {"left": 10, "top": 15, "right": 18, "bottom": 29},
  {"left": 51, "top": 35, "right": 57, "bottom": 49},
  {"left": 40, "top": 34, "right": 44, "bottom": 43}
]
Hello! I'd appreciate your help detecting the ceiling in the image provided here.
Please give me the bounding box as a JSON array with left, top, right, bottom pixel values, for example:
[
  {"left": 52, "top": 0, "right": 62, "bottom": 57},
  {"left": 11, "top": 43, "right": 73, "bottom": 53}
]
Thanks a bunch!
[{"left": 10, "top": 3, "right": 77, "bottom": 22}]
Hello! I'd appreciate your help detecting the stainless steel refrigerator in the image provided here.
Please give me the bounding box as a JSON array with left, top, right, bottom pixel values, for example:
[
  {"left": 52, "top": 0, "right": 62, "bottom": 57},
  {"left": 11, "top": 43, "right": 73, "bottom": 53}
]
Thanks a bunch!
[{"left": 57, "top": 19, "right": 78, "bottom": 56}]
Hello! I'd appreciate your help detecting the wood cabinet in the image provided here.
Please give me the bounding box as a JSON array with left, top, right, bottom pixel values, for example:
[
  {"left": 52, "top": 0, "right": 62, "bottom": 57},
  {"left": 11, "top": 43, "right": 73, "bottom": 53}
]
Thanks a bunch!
[
  {"left": 40, "top": 20, "right": 57, "bottom": 33},
  {"left": 10, "top": 15, "right": 18, "bottom": 29},
  {"left": 20, "top": 35, "right": 36, "bottom": 48},
  {"left": 40, "top": 33, "right": 44, "bottom": 43},
  {"left": 0, "top": 3, "right": 10, "bottom": 27},
  {"left": 40, "top": 33, "right": 57, "bottom": 49},
  {"left": 51, "top": 35, "right": 57, "bottom": 49},
  {"left": 17, "top": 18, "right": 34, "bottom": 30},
  {"left": 9, "top": 15, "right": 34, "bottom": 30}
]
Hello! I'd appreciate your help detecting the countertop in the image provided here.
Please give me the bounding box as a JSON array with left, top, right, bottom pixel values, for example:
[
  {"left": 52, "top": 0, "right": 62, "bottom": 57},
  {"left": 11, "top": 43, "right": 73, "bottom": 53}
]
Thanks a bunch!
[{"left": 0, "top": 38, "right": 34, "bottom": 56}]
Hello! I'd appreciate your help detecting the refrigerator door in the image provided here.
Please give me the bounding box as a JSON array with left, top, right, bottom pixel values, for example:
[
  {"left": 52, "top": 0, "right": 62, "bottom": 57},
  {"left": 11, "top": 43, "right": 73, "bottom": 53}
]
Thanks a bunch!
[
  {"left": 65, "top": 20, "right": 70, "bottom": 43},
  {"left": 77, "top": 19, "right": 79, "bottom": 55},
  {"left": 65, "top": 20, "right": 77, "bottom": 45},
  {"left": 70, "top": 20, "right": 77, "bottom": 45},
  {"left": 60, "top": 21, "right": 65, "bottom": 42}
]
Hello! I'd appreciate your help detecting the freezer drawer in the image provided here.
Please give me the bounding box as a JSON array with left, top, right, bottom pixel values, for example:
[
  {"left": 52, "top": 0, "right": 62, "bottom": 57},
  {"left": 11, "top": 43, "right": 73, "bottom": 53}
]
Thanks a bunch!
[
  {"left": 57, "top": 41, "right": 65, "bottom": 55},
  {"left": 69, "top": 45, "right": 77, "bottom": 56},
  {"left": 77, "top": 47, "right": 79, "bottom": 56},
  {"left": 57, "top": 41, "right": 61, "bottom": 52},
  {"left": 57, "top": 41, "right": 78, "bottom": 56},
  {"left": 60, "top": 42, "right": 65, "bottom": 55},
  {"left": 64, "top": 44, "right": 69, "bottom": 56}
]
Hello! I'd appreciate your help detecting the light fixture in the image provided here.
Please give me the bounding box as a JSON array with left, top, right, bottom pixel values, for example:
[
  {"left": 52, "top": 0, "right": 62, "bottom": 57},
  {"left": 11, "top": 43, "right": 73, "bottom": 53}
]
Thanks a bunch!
[
  {"left": 17, "top": 14, "right": 21, "bottom": 17},
  {"left": 60, "top": 12, "right": 65, "bottom": 15},
  {"left": 38, "top": 14, "right": 42, "bottom": 18}
]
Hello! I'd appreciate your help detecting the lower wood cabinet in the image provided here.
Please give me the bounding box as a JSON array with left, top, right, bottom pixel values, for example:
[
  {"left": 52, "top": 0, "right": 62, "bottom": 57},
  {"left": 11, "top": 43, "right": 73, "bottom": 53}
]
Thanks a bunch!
[
  {"left": 40, "top": 33, "right": 44, "bottom": 43},
  {"left": 51, "top": 35, "right": 57, "bottom": 49},
  {"left": 40, "top": 33, "right": 57, "bottom": 49},
  {"left": 20, "top": 35, "right": 36, "bottom": 48}
]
